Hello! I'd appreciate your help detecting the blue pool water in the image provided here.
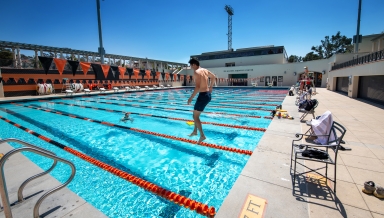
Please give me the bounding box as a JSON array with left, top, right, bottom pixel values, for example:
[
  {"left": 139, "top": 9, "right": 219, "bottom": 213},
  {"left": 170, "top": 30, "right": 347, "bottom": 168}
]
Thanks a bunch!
[{"left": 0, "top": 88, "right": 285, "bottom": 217}]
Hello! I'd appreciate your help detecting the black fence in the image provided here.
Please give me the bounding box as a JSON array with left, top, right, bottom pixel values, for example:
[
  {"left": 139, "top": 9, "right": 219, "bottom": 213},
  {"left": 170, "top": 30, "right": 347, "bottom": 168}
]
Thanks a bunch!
[{"left": 331, "top": 49, "right": 384, "bottom": 71}]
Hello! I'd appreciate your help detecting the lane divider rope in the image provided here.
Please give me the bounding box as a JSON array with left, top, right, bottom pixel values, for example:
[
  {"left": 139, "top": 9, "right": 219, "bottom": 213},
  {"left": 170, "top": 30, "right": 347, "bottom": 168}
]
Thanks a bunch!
[
  {"left": 0, "top": 115, "right": 216, "bottom": 217},
  {"left": 13, "top": 103, "right": 253, "bottom": 156},
  {"left": 97, "top": 96, "right": 273, "bottom": 112},
  {"left": 111, "top": 93, "right": 284, "bottom": 103},
  {"left": 41, "top": 101, "right": 267, "bottom": 132},
  {"left": 108, "top": 96, "right": 281, "bottom": 107},
  {"left": 73, "top": 99, "right": 269, "bottom": 119}
]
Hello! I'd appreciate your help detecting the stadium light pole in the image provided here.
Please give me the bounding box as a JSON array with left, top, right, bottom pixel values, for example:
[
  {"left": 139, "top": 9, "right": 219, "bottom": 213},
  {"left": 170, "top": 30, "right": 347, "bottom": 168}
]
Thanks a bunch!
[
  {"left": 354, "top": 0, "right": 362, "bottom": 54},
  {"left": 96, "top": 0, "right": 105, "bottom": 64},
  {"left": 224, "top": 5, "right": 234, "bottom": 51}
]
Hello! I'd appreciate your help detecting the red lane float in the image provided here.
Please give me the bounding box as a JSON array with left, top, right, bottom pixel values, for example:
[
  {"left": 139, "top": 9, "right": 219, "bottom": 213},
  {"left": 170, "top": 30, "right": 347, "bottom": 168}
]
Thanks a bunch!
[
  {"left": 78, "top": 99, "right": 266, "bottom": 120},
  {"left": 13, "top": 103, "right": 253, "bottom": 156},
  {"left": 130, "top": 128, "right": 253, "bottom": 155},
  {"left": 64, "top": 146, "right": 216, "bottom": 217},
  {"left": 167, "top": 118, "right": 266, "bottom": 132}
]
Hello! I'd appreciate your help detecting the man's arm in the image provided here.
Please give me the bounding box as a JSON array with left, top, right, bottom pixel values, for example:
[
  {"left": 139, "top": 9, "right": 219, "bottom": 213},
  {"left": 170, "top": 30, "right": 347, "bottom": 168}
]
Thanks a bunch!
[
  {"left": 188, "top": 73, "right": 200, "bottom": 104},
  {"left": 207, "top": 70, "right": 216, "bottom": 92}
]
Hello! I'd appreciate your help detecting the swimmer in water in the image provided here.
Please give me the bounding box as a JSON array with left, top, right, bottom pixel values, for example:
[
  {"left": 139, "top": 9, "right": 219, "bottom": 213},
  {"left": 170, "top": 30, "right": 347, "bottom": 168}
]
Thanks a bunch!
[{"left": 121, "top": 112, "right": 134, "bottom": 123}]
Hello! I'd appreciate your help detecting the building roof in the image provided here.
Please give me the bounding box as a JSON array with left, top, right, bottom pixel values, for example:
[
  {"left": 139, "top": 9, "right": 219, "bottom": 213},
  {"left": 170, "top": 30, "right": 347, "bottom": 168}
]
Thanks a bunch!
[
  {"left": 191, "top": 46, "right": 285, "bottom": 62},
  {"left": 370, "top": 33, "right": 384, "bottom": 41}
]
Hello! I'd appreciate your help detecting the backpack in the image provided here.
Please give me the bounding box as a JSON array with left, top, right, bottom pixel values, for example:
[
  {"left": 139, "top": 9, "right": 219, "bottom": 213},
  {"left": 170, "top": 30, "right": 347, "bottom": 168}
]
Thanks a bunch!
[
  {"left": 304, "top": 99, "right": 317, "bottom": 111},
  {"left": 302, "top": 149, "right": 328, "bottom": 159},
  {"left": 299, "top": 100, "right": 309, "bottom": 109}
]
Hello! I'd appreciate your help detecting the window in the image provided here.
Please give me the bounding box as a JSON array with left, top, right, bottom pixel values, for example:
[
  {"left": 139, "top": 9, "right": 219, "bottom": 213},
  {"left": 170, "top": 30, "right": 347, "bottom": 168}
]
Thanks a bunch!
[{"left": 225, "top": 62, "right": 235, "bottom": 67}]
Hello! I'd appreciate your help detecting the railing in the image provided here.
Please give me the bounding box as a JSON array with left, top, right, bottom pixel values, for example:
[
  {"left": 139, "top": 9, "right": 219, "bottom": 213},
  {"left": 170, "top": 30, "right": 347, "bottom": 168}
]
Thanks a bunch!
[
  {"left": 0, "top": 58, "right": 91, "bottom": 71},
  {"left": 331, "top": 49, "right": 384, "bottom": 71},
  {"left": 0, "top": 138, "right": 76, "bottom": 218}
]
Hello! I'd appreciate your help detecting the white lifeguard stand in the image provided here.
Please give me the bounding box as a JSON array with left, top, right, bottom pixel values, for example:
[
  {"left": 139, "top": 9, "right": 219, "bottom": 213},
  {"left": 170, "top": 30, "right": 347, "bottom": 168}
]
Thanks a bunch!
[{"left": 61, "top": 78, "right": 71, "bottom": 93}]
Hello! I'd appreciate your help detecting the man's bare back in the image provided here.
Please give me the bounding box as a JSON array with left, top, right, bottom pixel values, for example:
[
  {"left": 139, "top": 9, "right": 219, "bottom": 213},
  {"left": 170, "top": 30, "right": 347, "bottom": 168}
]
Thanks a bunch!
[{"left": 194, "top": 68, "right": 214, "bottom": 93}]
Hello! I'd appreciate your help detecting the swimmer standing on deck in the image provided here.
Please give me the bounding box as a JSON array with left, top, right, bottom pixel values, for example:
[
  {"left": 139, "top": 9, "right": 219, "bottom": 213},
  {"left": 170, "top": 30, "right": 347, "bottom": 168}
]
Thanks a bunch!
[{"left": 187, "top": 58, "right": 216, "bottom": 144}]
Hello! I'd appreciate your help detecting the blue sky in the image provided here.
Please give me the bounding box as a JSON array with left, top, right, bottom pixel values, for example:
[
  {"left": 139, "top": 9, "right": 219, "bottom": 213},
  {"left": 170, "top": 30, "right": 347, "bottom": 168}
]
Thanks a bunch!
[{"left": 2, "top": 0, "right": 383, "bottom": 64}]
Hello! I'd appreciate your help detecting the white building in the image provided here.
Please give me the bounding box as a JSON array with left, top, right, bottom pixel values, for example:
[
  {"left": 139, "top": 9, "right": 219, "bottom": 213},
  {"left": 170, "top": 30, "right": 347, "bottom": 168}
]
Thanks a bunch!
[
  {"left": 186, "top": 45, "right": 328, "bottom": 88},
  {"left": 183, "top": 33, "right": 384, "bottom": 105}
]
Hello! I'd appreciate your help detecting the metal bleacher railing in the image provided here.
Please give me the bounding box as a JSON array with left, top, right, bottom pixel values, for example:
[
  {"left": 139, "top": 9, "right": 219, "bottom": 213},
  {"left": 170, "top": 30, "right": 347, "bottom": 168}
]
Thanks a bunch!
[{"left": 331, "top": 49, "right": 384, "bottom": 71}]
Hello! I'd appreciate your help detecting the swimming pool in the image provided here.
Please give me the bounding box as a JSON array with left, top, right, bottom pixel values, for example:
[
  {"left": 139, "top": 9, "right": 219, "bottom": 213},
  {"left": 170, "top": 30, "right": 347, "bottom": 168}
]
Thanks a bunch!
[{"left": 0, "top": 88, "right": 286, "bottom": 217}]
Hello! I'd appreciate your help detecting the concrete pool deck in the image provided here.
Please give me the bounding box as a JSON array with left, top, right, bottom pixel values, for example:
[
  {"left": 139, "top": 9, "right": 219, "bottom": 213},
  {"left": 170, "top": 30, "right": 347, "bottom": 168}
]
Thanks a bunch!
[
  {"left": 0, "top": 87, "right": 383, "bottom": 217},
  {"left": 217, "top": 88, "right": 384, "bottom": 218}
]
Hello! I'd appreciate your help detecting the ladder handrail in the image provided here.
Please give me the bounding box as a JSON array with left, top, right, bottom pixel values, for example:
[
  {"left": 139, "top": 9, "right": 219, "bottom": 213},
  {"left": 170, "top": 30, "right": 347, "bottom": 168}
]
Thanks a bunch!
[
  {"left": 0, "top": 144, "right": 76, "bottom": 218},
  {"left": 0, "top": 138, "right": 58, "bottom": 202}
]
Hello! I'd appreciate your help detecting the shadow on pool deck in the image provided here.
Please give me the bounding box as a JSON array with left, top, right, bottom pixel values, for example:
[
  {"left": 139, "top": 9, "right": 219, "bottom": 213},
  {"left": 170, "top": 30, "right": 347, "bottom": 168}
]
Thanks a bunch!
[{"left": 216, "top": 88, "right": 384, "bottom": 218}]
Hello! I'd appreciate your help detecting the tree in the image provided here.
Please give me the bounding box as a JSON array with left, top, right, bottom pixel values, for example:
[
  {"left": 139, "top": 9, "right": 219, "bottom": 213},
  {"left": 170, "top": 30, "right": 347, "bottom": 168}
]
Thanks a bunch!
[
  {"left": 302, "top": 52, "right": 321, "bottom": 62},
  {"left": 0, "top": 48, "right": 13, "bottom": 67},
  {"left": 288, "top": 55, "right": 302, "bottom": 63},
  {"left": 29, "top": 55, "right": 41, "bottom": 68},
  {"left": 311, "top": 31, "right": 352, "bottom": 59}
]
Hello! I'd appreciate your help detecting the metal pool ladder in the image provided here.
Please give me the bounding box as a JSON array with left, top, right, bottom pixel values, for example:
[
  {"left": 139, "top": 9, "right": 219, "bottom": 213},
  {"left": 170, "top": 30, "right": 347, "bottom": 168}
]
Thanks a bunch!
[{"left": 0, "top": 138, "right": 76, "bottom": 218}]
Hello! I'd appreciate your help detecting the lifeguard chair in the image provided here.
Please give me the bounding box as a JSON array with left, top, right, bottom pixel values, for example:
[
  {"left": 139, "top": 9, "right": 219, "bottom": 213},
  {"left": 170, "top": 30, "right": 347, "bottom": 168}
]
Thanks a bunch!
[{"left": 62, "top": 78, "right": 73, "bottom": 96}]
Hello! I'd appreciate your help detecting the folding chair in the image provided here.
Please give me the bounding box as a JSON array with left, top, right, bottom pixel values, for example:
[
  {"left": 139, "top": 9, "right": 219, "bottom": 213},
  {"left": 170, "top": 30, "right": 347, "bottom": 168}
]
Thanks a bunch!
[
  {"left": 290, "top": 121, "right": 347, "bottom": 194},
  {"left": 299, "top": 99, "right": 318, "bottom": 122},
  {"left": 294, "top": 86, "right": 301, "bottom": 96},
  {"left": 305, "top": 111, "right": 350, "bottom": 150},
  {"left": 295, "top": 91, "right": 311, "bottom": 106}
]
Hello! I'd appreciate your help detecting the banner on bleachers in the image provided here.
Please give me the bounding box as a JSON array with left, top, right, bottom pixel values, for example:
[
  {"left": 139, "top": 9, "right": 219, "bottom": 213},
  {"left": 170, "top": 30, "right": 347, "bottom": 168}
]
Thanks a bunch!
[
  {"left": 139, "top": 69, "right": 145, "bottom": 80},
  {"left": 53, "top": 58, "right": 67, "bottom": 76},
  {"left": 127, "top": 68, "right": 133, "bottom": 79},
  {"left": 101, "top": 64, "right": 110, "bottom": 79},
  {"left": 91, "top": 63, "right": 104, "bottom": 80},
  {"left": 161, "top": 72, "right": 165, "bottom": 80},
  {"left": 145, "top": 70, "right": 151, "bottom": 80},
  {"left": 38, "top": 56, "right": 53, "bottom": 74},
  {"left": 110, "top": 66, "right": 120, "bottom": 80},
  {"left": 80, "top": 62, "right": 91, "bottom": 75},
  {"left": 67, "top": 60, "right": 79, "bottom": 76},
  {"left": 118, "top": 67, "right": 126, "bottom": 78},
  {"left": 133, "top": 69, "right": 139, "bottom": 80}
]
